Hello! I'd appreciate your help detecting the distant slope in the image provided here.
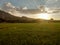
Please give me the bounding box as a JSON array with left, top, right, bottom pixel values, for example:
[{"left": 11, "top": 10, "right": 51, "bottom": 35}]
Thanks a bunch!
[
  {"left": 0, "top": 10, "right": 60, "bottom": 23},
  {"left": 0, "top": 10, "right": 41, "bottom": 23},
  {"left": 0, "top": 10, "right": 21, "bottom": 20}
]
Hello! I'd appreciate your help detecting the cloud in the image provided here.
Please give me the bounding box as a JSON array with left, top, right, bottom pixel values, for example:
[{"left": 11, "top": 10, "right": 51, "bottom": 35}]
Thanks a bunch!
[
  {"left": 22, "top": 6, "right": 28, "bottom": 10},
  {"left": 5, "top": 2, "right": 15, "bottom": 8},
  {"left": 0, "top": 8, "right": 1, "bottom": 10},
  {"left": 45, "top": 0, "right": 60, "bottom": 8},
  {"left": 45, "top": 0, "right": 58, "bottom": 6},
  {"left": 46, "top": 0, "right": 58, "bottom": 2},
  {"left": 1, "top": 2, "right": 16, "bottom": 11}
]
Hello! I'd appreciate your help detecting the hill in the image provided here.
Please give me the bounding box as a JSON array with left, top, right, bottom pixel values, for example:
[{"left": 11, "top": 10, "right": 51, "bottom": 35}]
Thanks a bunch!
[
  {"left": 0, "top": 10, "right": 60, "bottom": 23},
  {"left": 0, "top": 10, "right": 42, "bottom": 23}
]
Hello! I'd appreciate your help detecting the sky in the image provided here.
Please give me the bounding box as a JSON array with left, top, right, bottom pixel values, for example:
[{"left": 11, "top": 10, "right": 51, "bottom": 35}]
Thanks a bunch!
[
  {"left": 0, "top": 0, "right": 60, "bottom": 9},
  {"left": 0, "top": 0, "right": 60, "bottom": 20}
]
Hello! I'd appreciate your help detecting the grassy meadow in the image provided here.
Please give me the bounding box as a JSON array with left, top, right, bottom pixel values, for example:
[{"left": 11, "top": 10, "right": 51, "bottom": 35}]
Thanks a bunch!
[{"left": 0, "top": 23, "right": 60, "bottom": 45}]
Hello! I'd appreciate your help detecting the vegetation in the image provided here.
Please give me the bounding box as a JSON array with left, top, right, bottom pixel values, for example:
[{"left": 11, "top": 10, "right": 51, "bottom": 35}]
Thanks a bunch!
[
  {"left": 0, "top": 10, "right": 60, "bottom": 23},
  {"left": 0, "top": 23, "right": 60, "bottom": 45},
  {"left": 0, "top": 9, "right": 60, "bottom": 45}
]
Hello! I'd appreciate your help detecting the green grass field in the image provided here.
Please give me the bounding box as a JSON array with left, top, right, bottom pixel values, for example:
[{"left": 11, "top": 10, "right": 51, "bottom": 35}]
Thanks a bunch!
[{"left": 0, "top": 23, "right": 60, "bottom": 45}]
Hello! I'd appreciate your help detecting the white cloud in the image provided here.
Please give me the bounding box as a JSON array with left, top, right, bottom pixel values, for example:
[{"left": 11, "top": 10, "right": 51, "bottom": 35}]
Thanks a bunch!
[
  {"left": 54, "top": 0, "right": 58, "bottom": 1},
  {"left": 22, "top": 7, "right": 28, "bottom": 10},
  {"left": 9, "top": 10, "right": 21, "bottom": 16},
  {"left": 46, "top": 0, "right": 58, "bottom": 2},
  {"left": 0, "top": 8, "right": 1, "bottom": 10},
  {"left": 45, "top": 0, "right": 59, "bottom": 8},
  {"left": 46, "top": 0, "right": 58, "bottom": 4},
  {"left": 1, "top": 2, "right": 22, "bottom": 17},
  {"left": 1, "top": 2, "right": 16, "bottom": 11},
  {"left": 5, "top": 2, "right": 15, "bottom": 8}
]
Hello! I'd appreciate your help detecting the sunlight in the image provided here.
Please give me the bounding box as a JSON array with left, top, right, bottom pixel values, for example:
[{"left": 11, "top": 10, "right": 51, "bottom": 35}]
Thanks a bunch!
[
  {"left": 37, "top": 13, "right": 50, "bottom": 20},
  {"left": 45, "top": 7, "right": 49, "bottom": 11}
]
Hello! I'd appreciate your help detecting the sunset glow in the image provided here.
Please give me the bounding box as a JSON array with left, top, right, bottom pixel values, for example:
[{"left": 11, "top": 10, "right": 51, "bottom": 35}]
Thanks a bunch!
[{"left": 37, "top": 13, "right": 50, "bottom": 20}]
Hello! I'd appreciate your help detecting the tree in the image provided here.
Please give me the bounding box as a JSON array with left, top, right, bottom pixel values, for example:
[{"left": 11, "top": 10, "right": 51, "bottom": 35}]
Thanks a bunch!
[
  {"left": 50, "top": 18, "right": 54, "bottom": 21},
  {"left": 50, "top": 18, "right": 54, "bottom": 22}
]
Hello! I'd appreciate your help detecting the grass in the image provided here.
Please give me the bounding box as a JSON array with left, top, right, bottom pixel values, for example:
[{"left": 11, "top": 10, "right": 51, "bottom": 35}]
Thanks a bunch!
[{"left": 0, "top": 23, "right": 60, "bottom": 45}]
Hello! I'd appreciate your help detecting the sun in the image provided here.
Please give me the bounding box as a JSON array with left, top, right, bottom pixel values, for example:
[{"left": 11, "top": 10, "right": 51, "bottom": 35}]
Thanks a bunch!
[{"left": 37, "top": 13, "right": 50, "bottom": 20}]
